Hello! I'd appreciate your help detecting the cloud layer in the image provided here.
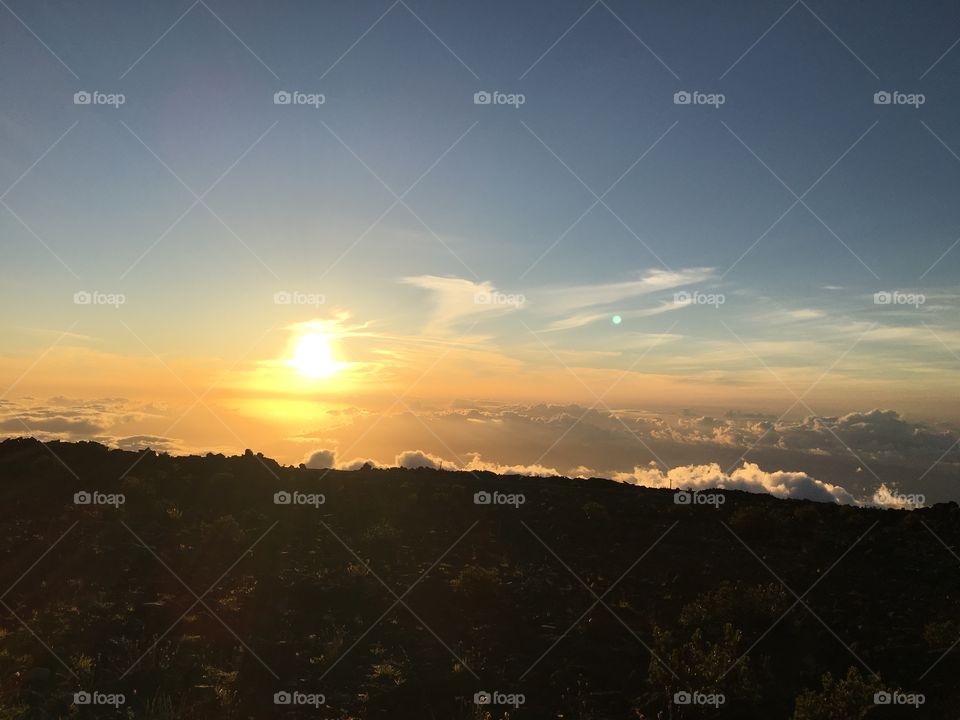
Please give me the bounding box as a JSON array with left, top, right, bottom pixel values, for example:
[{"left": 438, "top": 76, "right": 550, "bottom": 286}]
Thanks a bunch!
[
  {"left": 291, "top": 403, "right": 958, "bottom": 505},
  {"left": 4, "top": 395, "right": 955, "bottom": 507}
]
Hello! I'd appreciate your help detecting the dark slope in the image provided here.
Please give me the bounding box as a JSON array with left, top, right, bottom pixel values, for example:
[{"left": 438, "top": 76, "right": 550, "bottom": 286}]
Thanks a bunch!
[{"left": 0, "top": 437, "right": 958, "bottom": 719}]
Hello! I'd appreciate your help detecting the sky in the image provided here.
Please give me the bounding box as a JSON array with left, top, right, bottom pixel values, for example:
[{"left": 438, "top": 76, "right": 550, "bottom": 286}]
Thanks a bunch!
[{"left": 1, "top": 0, "right": 959, "bottom": 503}]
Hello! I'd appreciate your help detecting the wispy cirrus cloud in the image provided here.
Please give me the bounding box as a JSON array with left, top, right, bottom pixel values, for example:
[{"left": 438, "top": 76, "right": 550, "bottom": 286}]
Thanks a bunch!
[
  {"left": 543, "top": 300, "right": 683, "bottom": 331},
  {"left": 401, "top": 275, "right": 524, "bottom": 334},
  {"left": 538, "top": 267, "right": 715, "bottom": 316},
  {"left": 403, "top": 267, "right": 716, "bottom": 334}
]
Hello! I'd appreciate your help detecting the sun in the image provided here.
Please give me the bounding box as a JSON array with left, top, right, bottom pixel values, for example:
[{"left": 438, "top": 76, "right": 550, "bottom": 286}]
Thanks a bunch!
[{"left": 288, "top": 332, "right": 341, "bottom": 379}]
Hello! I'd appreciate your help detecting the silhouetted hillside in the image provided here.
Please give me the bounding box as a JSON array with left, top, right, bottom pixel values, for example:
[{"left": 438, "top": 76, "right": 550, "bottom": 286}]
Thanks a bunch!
[{"left": 1, "top": 437, "right": 958, "bottom": 719}]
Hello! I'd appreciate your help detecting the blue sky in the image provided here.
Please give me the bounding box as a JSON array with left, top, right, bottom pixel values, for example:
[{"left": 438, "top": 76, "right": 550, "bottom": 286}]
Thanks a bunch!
[{"left": 4, "top": 2, "right": 959, "bottom": 304}]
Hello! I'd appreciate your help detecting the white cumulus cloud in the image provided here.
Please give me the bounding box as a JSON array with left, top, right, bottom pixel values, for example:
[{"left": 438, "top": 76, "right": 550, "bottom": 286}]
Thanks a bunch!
[
  {"left": 461, "top": 452, "right": 560, "bottom": 477},
  {"left": 396, "top": 449, "right": 449, "bottom": 470},
  {"left": 304, "top": 448, "right": 336, "bottom": 469},
  {"left": 614, "top": 461, "right": 857, "bottom": 505}
]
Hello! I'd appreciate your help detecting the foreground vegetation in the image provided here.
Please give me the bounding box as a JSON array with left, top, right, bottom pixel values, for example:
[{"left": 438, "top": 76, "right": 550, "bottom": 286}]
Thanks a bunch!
[{"left": 1, "top": 438, "right": 958, "bottom": 718}]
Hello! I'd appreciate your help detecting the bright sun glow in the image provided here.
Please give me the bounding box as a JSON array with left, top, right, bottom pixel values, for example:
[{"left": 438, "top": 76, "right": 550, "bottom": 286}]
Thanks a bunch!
[{"left": 288, "top": 332, "right": 341, "bottom": 379}]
